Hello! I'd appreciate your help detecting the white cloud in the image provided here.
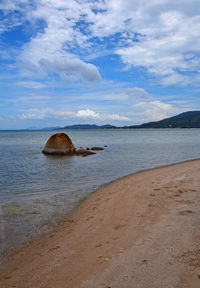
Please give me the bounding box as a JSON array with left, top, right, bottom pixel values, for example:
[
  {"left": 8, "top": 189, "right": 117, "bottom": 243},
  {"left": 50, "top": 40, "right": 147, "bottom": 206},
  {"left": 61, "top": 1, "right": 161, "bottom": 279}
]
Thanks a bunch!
[
  {"left": 133, "top": 101, "right": 178, "bottom": 122},
  {"left": 109, "top": 114, "right": 130, "bottom": 121},
  {"left": 0, "top": 0, "right": 31, "bottom": 32},
  {"left": 17, "top": 0, "right": 101, "bottom": 82},
  {"left": 114, "top": 4, "right": 200, "bottom": 85},
  {"left": 20, "top": 108, "right": 75, "bottom": 120},
  {"left": 20, "top": 108, "right": 130, "bottom": 122},
  {"left": 76, "top": 109, "right": 100, "bottom": 119},
  {"left": 125, "top": 87, "right": 149, "bottom": 99},
  {"left": 2, "top": 0, "right": 200, "bottom": 86},
  {"left": 76, "top": 109, "right": 130, "bottom": 121},
  {"left": 39, "top": 57, "right": 101, "bottom": 82},
  {"left": 77, "top": 0, "right": 200, "bottom": 85},
  {"left": 75, "top": 87, "right": 150, "bottom": 102},
  {"left": 135, "top": 101, "right": 172, "bottom": 110},
  {"left": 16, "top": 81, "right": 46, "bottom": 89},
  {"left": 0, "top": 0, "right": 26, "bottom": 10},
  {"left": 7, "top": 94, "right": 51, "bottom": 103}
]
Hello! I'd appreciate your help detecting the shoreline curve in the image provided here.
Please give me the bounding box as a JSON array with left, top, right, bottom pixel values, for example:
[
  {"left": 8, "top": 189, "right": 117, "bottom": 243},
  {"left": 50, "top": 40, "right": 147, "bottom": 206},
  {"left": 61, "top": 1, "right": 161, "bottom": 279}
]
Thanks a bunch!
[{"left": 1, "top": 158, "right": 200, "bottom": 287}]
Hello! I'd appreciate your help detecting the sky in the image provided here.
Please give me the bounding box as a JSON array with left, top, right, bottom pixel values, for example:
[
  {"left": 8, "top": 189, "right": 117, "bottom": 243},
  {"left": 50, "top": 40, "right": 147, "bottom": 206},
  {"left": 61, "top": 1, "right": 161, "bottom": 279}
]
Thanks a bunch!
[{"left": 1, "top": 0, "right": 200, "bottom": 129}]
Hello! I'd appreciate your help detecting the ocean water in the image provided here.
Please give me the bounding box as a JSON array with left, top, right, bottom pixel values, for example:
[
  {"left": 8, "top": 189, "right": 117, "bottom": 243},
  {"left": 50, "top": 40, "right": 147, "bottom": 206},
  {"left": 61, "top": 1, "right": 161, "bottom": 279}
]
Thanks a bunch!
[{"left": 0, "top": 128, "right": 200, "bottom": 258}]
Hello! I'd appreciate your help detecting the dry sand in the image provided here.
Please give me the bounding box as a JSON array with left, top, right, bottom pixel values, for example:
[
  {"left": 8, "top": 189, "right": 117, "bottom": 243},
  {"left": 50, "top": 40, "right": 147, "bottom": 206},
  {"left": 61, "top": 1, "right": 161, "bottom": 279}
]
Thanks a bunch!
[{"left": 0, "top": 160, "right": 200, "bottom": 288}]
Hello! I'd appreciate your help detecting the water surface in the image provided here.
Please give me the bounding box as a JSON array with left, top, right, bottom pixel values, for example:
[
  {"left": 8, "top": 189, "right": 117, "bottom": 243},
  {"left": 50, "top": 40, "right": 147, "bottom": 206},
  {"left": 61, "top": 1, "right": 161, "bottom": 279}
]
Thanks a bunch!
[{"left": 0, "top": 129, "right": 200, "bottom": 258}]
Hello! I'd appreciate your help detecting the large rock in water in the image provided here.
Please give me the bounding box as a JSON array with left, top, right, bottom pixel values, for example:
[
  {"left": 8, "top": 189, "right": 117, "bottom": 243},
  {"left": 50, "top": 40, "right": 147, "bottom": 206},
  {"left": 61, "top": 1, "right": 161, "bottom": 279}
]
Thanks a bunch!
[{"left": 42, "top": 133, "right": 75, "bottom": 155}]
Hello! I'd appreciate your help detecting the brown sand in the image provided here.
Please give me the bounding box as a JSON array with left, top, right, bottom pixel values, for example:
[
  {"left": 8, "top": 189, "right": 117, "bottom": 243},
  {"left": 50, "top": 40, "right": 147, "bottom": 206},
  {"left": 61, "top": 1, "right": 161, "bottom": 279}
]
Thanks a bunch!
[{"left": 0, "top": 160, "right": 200, "bottom": 288}]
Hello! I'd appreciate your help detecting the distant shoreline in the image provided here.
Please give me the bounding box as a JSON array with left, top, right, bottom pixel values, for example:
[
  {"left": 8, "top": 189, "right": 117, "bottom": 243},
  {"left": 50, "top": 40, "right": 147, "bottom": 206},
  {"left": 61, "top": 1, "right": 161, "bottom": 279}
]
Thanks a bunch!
[
  {"left": 1, "top": 110, "right": 200, "bottom": 130},
  {"left": 1, "top": 158, "right": 200, "bottom": 287},
  {"left": 1, "top": 127, "right": 200, "bottom": 131}
]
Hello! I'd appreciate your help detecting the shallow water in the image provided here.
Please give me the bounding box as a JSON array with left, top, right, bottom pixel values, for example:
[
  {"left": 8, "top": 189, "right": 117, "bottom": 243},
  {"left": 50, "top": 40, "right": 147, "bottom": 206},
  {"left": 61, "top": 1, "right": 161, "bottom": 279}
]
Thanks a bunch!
[{"left": 0, "top": 128, "right": 200, "bottom": 258}]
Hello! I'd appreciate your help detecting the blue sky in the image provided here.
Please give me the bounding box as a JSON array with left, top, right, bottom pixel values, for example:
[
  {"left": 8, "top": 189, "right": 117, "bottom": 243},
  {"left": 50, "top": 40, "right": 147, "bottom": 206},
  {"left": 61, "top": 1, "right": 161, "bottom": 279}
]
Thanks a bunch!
[{"left": 1, "top": 0, "right": 200, "bottom": 129}]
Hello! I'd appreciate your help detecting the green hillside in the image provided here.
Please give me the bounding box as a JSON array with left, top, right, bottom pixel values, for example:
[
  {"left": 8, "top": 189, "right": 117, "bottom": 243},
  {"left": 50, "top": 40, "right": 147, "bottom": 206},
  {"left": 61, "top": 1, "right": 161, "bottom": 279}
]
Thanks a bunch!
[{"left": 129, "top": 111, "right": 200, "bottom": 128}]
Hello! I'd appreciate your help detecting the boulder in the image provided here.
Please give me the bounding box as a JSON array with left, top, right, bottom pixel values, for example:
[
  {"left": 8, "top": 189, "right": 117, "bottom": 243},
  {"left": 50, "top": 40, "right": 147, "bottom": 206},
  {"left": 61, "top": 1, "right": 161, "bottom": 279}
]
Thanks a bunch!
[
  {"left": 75, "top": 149, "right": 96, "bottom": 156},
  {"left": 91, "top": 146, "right": 104, "bottom": 151},
  {"left": 42, "top": 133, "right": 75, "bottom": 155}
]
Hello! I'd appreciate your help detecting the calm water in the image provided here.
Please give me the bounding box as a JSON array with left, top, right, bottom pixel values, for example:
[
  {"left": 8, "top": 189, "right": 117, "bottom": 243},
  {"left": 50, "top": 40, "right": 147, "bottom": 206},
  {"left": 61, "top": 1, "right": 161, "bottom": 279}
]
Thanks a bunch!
[{"left": 0, "top": 128, "right": 200, "bottom": 258}]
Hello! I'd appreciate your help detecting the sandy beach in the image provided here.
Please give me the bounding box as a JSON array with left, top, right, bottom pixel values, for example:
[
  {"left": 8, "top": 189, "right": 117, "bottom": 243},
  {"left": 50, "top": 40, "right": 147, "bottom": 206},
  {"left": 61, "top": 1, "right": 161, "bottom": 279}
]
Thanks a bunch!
[{"left": 0, "top": 159, "right": 200, "bottom": 288}]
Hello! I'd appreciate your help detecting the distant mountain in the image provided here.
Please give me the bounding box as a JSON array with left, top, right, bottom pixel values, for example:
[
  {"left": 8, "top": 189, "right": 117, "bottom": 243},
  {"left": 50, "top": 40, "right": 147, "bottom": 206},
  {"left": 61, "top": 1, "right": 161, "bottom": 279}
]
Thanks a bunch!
[
  {"left": 25, "top": 126, "right": 61, "bottom": 130},
  {"left": 41, "top": 126, "right": 61, "bottom": 130},
  {"left": 128, "top": 111, "right": 200, "bottom": 128},
  {"left": 38, "top": 111, "right": 200, "bottom": 131},
  {"left": 62, "top": 124, "right": 116, "bottom": 129}
]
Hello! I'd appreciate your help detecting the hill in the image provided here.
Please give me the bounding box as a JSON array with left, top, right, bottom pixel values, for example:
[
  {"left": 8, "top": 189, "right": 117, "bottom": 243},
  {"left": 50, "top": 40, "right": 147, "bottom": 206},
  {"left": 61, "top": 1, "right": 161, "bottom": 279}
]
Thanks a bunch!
[
  {"left": 128, "top": 111, "right": 200, "bottom": 128},
  {"left": 62, "top": 124, "right": 116, "bottom": 129},
  {"left": 39, "top": 111, "right": 200, "bottom": 130}
]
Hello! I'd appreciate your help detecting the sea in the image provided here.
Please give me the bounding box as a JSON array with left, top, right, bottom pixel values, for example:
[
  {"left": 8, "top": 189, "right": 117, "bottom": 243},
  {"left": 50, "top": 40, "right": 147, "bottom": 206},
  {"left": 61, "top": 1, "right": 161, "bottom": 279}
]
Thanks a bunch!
[{"left": 0, "top": 128, "right": 200, "bottom": 259}]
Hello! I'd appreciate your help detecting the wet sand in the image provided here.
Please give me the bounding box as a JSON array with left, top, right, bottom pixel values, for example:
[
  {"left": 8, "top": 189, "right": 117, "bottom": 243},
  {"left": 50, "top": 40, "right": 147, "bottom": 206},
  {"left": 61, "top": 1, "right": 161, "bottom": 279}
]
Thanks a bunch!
[{"left": 0, "top": 159, "right": 200, "bottom": 288}]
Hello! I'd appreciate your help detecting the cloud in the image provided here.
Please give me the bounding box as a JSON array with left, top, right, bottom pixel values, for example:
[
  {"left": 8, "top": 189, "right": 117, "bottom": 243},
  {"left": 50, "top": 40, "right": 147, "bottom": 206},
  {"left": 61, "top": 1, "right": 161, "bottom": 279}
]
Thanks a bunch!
[
  {"left": 109, "top": 114, "right": 130, "bottom": 121},
  {"left": 134, "top": 101, "right": 173, "bottom": 111},
  {"left": 0, "top": 0, "right": 25, "bottom": 10},
  {"left": 16, "top": 81, "right": 46, "bottom": 89},
  {"left": 39, "top": 57, "right": 101, "bottom": 82},
  {"left": 7, "top": 94, "right": 51, "bottom": 103},
  {"left": 17, "top": 0, "right": 101, "bottom": 82},
  {"left": 76, "top": 109, "right": 100, "bottom": 119},
  {"left": 76, "top": 109, "right": 130, "bottom": 121},
  {"left": 125, "top": 87, "right": 149, "bottom": 99},
  {"left": 19, "top": 108, "right": 74, "bottom": 120},
  {"left": 20, "top": 108, "right": 130, "bottom": 122},
  {"left": 0, "top": 0, "right": 32, "bottom": 33},
  {"left": 75, "top": 87, "right": 150, "bottom": 102},
  {"left": 133, "top": 101, "right": 179, "bottom": 122},
  {"left": 2, "top": 0, "right": 200, "bottom": 86},
  {"left": 72, "top": 0, "right": 200, "bottom": 85},
  {"left": 114, "top": 5, "right": 200, "bottom": 85}
]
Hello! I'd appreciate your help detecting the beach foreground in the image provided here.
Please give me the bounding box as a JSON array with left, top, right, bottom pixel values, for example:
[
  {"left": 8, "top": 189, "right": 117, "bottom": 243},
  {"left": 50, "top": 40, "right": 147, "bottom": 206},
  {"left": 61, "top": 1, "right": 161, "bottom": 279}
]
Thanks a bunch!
[{"left": 1, "top": 160, "right": 200, "bottom": 288}]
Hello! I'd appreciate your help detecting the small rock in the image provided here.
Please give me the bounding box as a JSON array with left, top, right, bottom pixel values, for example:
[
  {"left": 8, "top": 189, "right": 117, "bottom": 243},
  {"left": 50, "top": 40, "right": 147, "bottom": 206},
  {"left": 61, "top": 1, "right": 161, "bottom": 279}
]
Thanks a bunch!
[
  {"left": 96, "top": 243, "right": 102, "bottom": 247},
  {"left": 76, "top": 149, "right": 96, "bottom": 156},
  {"left": 196, "top": 268, "right": 200, "bottom": 279},
  {"left": 91, "top": 146, "right": 104, "bottom": 151}
]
